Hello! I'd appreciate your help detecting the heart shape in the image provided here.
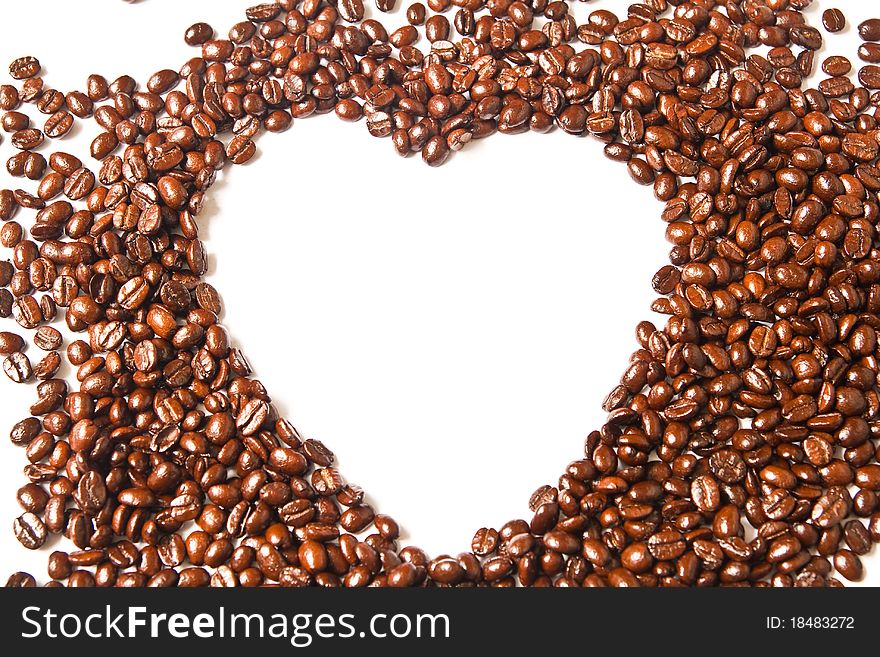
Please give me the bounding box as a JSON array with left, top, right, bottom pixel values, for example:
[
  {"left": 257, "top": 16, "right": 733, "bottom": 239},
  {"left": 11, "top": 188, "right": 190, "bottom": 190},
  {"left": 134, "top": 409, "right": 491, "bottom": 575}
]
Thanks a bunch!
[{"left": 208, "top": 120, "right": 666, "bottom": 554}]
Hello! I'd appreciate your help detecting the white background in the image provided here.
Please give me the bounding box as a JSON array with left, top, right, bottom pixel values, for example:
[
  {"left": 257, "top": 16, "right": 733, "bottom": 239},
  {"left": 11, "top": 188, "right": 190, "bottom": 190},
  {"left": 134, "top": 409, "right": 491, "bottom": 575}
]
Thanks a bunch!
[{"left": 0, "top": 0, "right": 877, "bottom": 585}]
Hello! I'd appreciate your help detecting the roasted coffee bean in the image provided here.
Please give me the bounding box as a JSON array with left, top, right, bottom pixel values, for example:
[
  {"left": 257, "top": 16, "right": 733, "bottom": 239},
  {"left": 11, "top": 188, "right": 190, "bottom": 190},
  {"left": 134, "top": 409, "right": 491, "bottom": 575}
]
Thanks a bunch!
[
  {"left": 843, "top": 520, "right": 872, "bottom": 556},
  {"left": 16, "top": 483, "right": 48, "bottom": 513},
  {"left": 14, "top": 512, "right": 47, "bottom": 549},
  {"left": 9, "top": 56, "right": 40, "bottom": 80},
  {"left": 33, "top": 326, "right": 61, "bottom": 351},
  {"left": 10, "top": 417, "right": 40, "bottom": 446},
  {"left": 44, "top": 111, "right": 73, "bottom": 138},
  {"left": 859, "top": 42, "right": 880, "bottom": 64},
  {"left": 32, "top": 351, "right": 60, "bottom": 380},
  {"left": 822, "top": 9, "right": 846, "bottom": 33},
  {"left": 3, "top": 351, "right": 32, "bottom": 383},
  {"left": 833, "top": 549, "right": 863, "bottom": 582},
  {"left": 338, "top": 0, "right": 365, "bottom": 23},
  {"left": 11, "top": 128, "right": 44, "bottom": 150},
  {"left": 2, "top": 111, "right": 29, "bottom": 133},
  {"left": 823, "top": 56, "right": 852, "bottom": 77},
  {"left": 185, "top": 22, "right": 214, "bottom": 46},
  {"left": 472, "top": 527, "right": 499, "bottom": 556},
  {"left": 813, "top": 488, "right": 851, "bottom": 528},
  {"left": 422, "top": 135, "right": 449, "bottom": 166},
  {"left": 691, "top": 475, "right": 721, "bottom": 512},
  {"left": 0, "top": 330, "right": 24, "bottom": 354},
  {"left": 859, "top": 65, "right": 880, "bottom": 89},
  {"left": 6, "top": 572, "right": 36, "bottom": 587},
  {"left": 335, "top": 99, "right": 363, "bottom": 122},
  {"left": 859, "top": 19, "right": 880, "bottom": 41},
  {"left": 0, "top": 0, "right": 877, "bottom": 590}
]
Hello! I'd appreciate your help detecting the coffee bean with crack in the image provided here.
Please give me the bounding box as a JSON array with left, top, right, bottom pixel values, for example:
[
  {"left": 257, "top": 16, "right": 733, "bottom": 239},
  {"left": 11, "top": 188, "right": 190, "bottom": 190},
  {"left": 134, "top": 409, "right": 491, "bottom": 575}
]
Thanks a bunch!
[
  {"left": 3, "top": 351, "right": 32, "bottom": 383},
  {"left": 14, "top": 512, "right": 47, "bottom": 549}
]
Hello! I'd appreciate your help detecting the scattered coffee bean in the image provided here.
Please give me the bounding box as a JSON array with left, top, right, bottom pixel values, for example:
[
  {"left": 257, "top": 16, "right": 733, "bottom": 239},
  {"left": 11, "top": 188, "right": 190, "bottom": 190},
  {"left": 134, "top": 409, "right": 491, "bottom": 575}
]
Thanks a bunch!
[
  {"left": 13, "top": 512, "right": 47, "bottom": 549},
  {"left": 6, "top": 571, "right": 36, "bottom": 587},
  {"left": 0, "top": 330, "right": 24, "bottom": 354},
  {"left": 3, "top": 351, "right": 31, "bottom": 383},
  {"left": 859, "top": 42, "right": 880, "bottom": 63},
  {"left": 0, "top": 0, "right": 878, "bottom": 590},
  {"left": 8, "top": 56, "right": 40, "bottom": 80},
  {"left": 32, "top": 326, "right": 61, "bottom": 351},
  {"left": 822, "top": 8, "right": 846, "bottom": 33},
  {"left": 859, "top": 18, "right": 880, "bottom": 41}
]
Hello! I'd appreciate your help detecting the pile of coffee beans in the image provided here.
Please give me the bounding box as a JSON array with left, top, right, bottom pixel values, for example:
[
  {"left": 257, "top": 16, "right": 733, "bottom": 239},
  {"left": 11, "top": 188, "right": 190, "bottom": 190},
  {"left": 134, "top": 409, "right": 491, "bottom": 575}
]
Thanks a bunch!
[{"left": 3, "top": 0, "right": 880, "bottom": 588}]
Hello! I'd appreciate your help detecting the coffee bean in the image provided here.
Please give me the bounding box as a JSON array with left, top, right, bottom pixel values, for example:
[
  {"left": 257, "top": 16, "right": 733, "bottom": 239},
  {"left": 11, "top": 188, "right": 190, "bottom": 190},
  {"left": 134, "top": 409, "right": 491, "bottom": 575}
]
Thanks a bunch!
[
  {"left": 648, "top": 530, "right": 686, "bottom": 561},
  {"left": 44, "top": 111, "right": 73, "bottom": 138},
  {"left": 691, "top": 475, "right": 721, "bottom": 512},
  {"left": 9, "top": 56, "right": 40, "bottom": 80},
  {"left": 226, "top": 135, "right": 255, "bottom": 164},
  {"left": 0, "top": 330, "right": 24, "bottom": 354},
  {"left": 32, "top": 351, "right": 60, "bottom": 380},
  {"left": 422, "top": 135, "right": 449, "bottom": 166},
  {"left": 833, "top": 549, "right": 863, "bottom": 582},
  {"left": 812, "top": 487, "right": 852, "bottom": 528},
  {"left": 335, "top": 99, "right": 363, "bottom": 121},
  {"left": 338, "top": 0, "right": 365, "bottom": 23},
  {"left": 859, "top": 42, "right": 880, "bottom": 63},
  {"left": 147, "top": 69, "right": 179, "bottom": 95},
  {"left": 822, "top": 9, "right": 846, "bottom": 33},
  {"left": 6, "top": 572, "right": 36, "bottom": 587},
  {"left": 11, "top": 128, "right": 44, "bottom": 150},
  {"left": 14, "top": 512, "right": 47, "bottom": 549},
  {"left": 859, "top": 65, "right": 880, "bottom": 89},
  {"left": 843, "top": 520, "right": 872, "bottom": 556},
  {"left": 1, "top": 111, "right": 29, "bottom": 133},
  {"left": 472, "top": 527, "right": 499, "bottom": 556},
  {"left": 822, "top": 55, "right": 852, "bottom": 77},
  {"left": 3, "top": 351, "right": 32, "bottom": 383},
  {"left": 859, "top": 19, "right": 880, "bottom": 41},
  {"left": 33, "top": 326, "right": 61, "bottom": 351}
]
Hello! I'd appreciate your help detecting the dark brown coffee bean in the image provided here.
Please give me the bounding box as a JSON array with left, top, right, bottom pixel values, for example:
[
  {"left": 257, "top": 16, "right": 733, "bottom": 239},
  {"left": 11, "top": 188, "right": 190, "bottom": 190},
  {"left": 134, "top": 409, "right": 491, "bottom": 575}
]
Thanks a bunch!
[
  {"left": 338, "top": 0, "right": 365, "bottom": 22},
  {"left": 2, "top": 111, "right": 29, "bottom": 133},
  {"left": 33, "top": 326, "right": 62, "bottom": 351},
  {"left": 822, "top": 9, "right": 846, "bottom": 33},
  {"left": 9, "top": 56, "right": 41, "bottom": 80},
  {"left": 6, "top": 572, "right": 36, "bottom": 587},
  {"left": 32, "top": 351, "right": 60, "bottom": 380},
  {"left": 4, "top": 351, "right": 32, "bottom": 383},
  {"left": 859, "top": 42, "right": 880, "bottom": 64},
  {"left": 859, "top": 65, "right": 880, "bottom": 89},
  {"left": 472, "top": 527, "right": 499, "bottom": 556},
  {"left": 11, "top": 128, "right": 44, "bottom": 150},
  {"left": 812, "top": 487, "right": 852, "bottom": 528},
  {"left": 843, "top": 520, "right": 872, "bottom": 555},
  {"left": 833, "top": 549, "right": 863, "bottom": 582},
  {"left": 0, "top": 331, "right": 24, "bottom": 354},
  {"left": 422, "top": 135, "right": 449, "bottom": 166},
  {"left": 859, "top": 19, "right": 880, "bottom": 41},
  {"left": 14, "top": 512, "right": 47, "bottom": 549},
  {"left": 185, "top": 22, "right": 214, "bottom": 45},
  {"left": 335, "top": 99, "right": 363, "bottom": 122},
  {"left": 17, "top": 483, "right": 48, "bottom": 513},
  {"left": 648, "top": 530, "right": 686, "bottom": 561},
  {"left": 691, "top": 475, "right": 721, "bottom": 512},
  {"left": 44, "top": 111, "right": 73, "bottom": 138}
]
